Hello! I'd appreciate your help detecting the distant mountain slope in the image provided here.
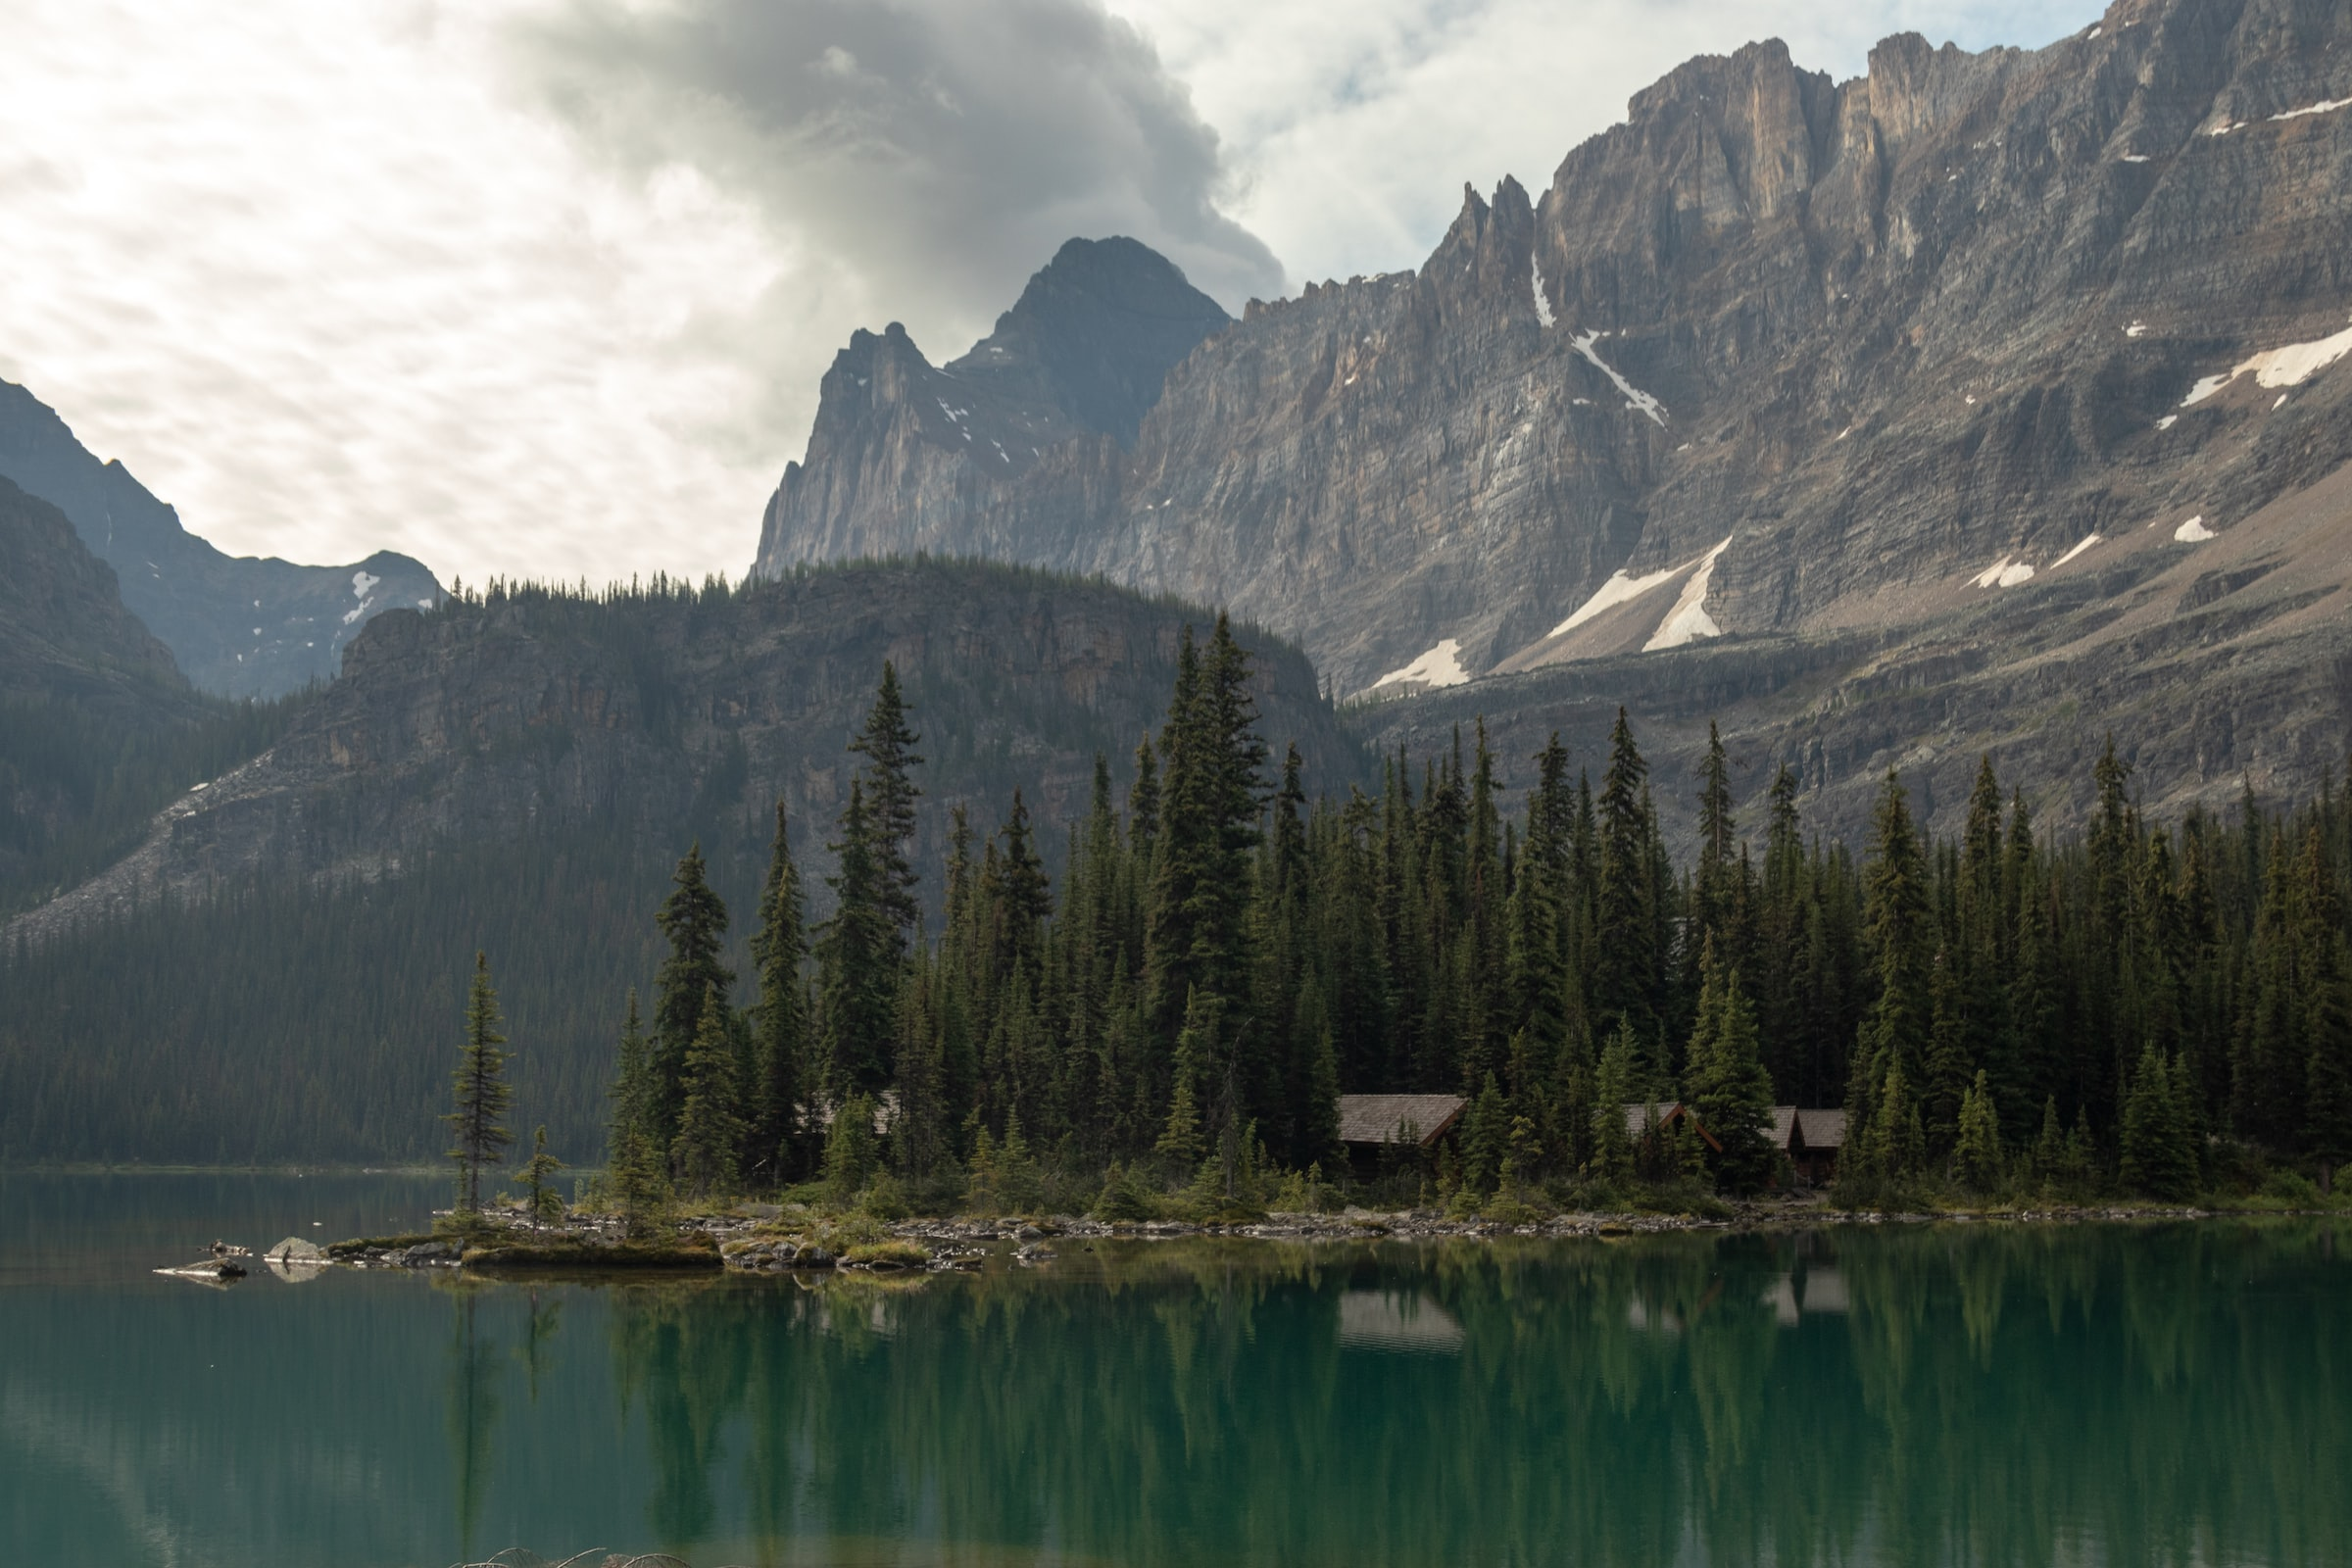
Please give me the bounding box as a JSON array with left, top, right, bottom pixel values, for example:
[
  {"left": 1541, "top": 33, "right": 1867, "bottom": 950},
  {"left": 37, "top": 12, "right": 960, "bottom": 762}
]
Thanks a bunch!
[
  {"left": 753, "top": 0, "right": 2352, "bottom": 835},
  {"left": 0, "top": 476, "right": 301, "bottom": 914},
  {"left": 0, "top": 475, "right": 185, "bottom": 712},
  {"left": 0, "top": 378, "right": 441, "bottom": 698},
  {"left": 0, "top": 559, "right": 1357, "bottom": 1164}
]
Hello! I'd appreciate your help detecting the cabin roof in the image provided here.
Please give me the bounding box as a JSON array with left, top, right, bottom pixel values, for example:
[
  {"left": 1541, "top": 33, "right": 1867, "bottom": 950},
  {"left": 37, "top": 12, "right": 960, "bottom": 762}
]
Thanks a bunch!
[
  {"left": 1795, "top": 1108, "right": 1847, "bottom": 1150},
  {"left": 1623, "top": 1102, "right": 1723, "bottom": 1152},
  {"left": 1338, "top": 1094, "right": 1467, "bottom": 1147}
]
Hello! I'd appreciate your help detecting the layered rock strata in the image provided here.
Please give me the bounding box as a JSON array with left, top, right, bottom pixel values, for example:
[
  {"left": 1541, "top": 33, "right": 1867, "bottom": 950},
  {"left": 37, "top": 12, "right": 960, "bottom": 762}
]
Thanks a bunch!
[{"left": 754, "top": 0, "right": 2352, "bottom": 828}]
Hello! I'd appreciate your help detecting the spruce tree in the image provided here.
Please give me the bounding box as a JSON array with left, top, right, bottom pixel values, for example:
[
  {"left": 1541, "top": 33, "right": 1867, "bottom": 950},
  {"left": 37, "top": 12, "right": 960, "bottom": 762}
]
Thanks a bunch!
[
  {"left": 1461, "top": 1073, "right": 1508, "bottom": 1199},
  {"left": 672, "top": 982, "right": 746, "bottom": 1197},
  {"left": 1857, "top": 771, "right": 1934, "bottom": 1120},
  {"left": 652, "top": 844, "right": 733, "bottom": 1155},
  {"left": 520, "top": 1126, "right": 565, "bottom": 1228},
  {"left": 818, "top": 781, "right": 902, "bottom": 1100},
  {"left": 824, "top": 1094, "right": 881, "bottom": 1204},
  {"left": 1592, "top": 710, "right": 1656, "bottom": 1040},
  {"left": 748, "top": 801, "right": 810, "bottom": 1187},
  {"left": 1682, "top": 939, "right": 1777, "bottom": 1194},
  {"left": 2119, "top": 1046, "right": 2195, "bottom": 1200},
  {"left": 1144, "top": 617, "right": 1266, "bottom": 1055},
  {"left": 1952, "top": 1071, "right": 2003, "bottom": 1193},
  {"left": 609, "top": 989, "right": 652, "bottom": 1164},
  {"left": 1591, "top": 1019, "right": 1640, "bottom": 1185},
  {"left": 851, "top": 662, "right": 925, "bottom": 938},
  {"left": 446, "top": 951, "right": 515, "bottom": 1219},
  {"left": 2032, "top": 1096, "right": 2066, "bottom": 1192}
]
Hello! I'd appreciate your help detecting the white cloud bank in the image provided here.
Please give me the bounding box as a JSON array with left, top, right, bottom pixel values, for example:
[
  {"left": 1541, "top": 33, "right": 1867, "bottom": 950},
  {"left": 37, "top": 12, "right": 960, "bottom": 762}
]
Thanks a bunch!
[{"left": 0, "top": 0, "right": 2105, "bottom": 588}]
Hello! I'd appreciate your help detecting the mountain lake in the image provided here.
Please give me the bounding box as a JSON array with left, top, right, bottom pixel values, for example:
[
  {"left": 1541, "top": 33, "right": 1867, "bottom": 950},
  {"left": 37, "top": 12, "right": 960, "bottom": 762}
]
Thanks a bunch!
[{"left": 2, "top": 1172, "right": 2346, "bottom": 1567}]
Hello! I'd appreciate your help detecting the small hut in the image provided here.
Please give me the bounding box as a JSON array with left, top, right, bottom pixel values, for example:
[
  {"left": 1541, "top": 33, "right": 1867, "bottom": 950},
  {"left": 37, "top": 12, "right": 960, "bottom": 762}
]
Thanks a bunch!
[
  {"left": 1622, "top": 1102, "right": 1722, "bottom": 1151},
  {"left": 1337, "top": 1094, "right": 1467, "bottom": 1177},
  {"left": 1769, "top": 1106, "right": 1846, "bottom": 1186}
]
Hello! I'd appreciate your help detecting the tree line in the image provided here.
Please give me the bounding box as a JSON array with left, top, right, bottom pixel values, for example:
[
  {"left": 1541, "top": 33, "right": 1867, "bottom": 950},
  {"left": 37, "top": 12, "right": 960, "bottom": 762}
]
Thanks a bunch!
[{"left": 531, "top": 615, "right": 2352, "bottom": 1214}]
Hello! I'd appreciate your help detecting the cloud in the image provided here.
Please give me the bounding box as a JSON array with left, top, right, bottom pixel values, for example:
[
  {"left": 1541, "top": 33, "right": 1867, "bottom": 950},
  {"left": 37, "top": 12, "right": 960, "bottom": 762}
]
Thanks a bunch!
[
  {"left": 0, "top": 0, "right": 2108, "bottom": 598},
  {"left": 507, "top": 0, "right": 1286, "bottom": 409},
  {"left": 0, "top": 0, "right": 790, "bottom": 589}
]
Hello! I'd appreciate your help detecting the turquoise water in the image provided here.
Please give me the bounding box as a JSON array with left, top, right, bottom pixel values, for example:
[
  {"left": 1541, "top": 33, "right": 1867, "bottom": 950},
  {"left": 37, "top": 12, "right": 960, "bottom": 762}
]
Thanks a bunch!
[{"left": 2, "top": 1175, "right": 2347, "bottom": 1567}]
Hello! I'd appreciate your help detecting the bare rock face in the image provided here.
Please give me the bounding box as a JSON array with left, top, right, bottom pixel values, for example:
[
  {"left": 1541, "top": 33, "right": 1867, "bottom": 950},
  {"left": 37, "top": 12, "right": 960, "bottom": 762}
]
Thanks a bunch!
[
  {"left": 0, "top": 378, "right": 442, "bottom": 700},
  {"left": 759, "top": 237, "right": 1227, "bottom": 566},
  {"left": 8, "top": 561, "right": 1351, "bottom": 942},
  {"left": 753, "top": 0, "right": 2352, "bottom": 831}
]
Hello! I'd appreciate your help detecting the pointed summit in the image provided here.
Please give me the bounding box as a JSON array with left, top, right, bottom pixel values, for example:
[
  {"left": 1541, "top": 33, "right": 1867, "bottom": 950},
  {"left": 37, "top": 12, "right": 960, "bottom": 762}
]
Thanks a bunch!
[{"left": 947, "top": 237, "right": 1229, "bottom": 446}]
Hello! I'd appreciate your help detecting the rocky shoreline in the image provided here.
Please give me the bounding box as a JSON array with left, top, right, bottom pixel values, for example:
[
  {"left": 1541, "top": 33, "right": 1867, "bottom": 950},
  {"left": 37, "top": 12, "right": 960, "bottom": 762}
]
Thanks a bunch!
[{"left": 262, "top": 1197, "right": 2330, "bottom": 1284}]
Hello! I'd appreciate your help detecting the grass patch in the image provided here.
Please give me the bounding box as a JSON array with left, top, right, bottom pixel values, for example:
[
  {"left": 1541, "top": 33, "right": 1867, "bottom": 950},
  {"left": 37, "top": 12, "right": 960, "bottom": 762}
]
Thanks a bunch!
[
  {"left": 324, "top": 1233, "right": 439, "bottom": 1257},
  {"left": 842, "top": 1240, "right": 931, "bottom": 1268}
]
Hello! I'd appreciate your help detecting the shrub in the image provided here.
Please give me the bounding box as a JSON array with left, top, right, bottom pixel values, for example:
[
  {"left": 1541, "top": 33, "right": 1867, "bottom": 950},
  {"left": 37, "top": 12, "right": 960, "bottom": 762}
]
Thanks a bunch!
[
  {"left": 2261, "top": 1169, "right": 2323, "bottom": 1206},
  {"left": 1092, "top": 1162, "right": 1159, "bottom": 1222}
]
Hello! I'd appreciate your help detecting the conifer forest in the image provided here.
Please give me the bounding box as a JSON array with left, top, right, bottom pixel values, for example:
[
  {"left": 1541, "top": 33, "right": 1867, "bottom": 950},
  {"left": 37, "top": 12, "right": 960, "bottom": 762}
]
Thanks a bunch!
[{"left": 577, "top": 615, "right": 2352, "bottom": 1218}]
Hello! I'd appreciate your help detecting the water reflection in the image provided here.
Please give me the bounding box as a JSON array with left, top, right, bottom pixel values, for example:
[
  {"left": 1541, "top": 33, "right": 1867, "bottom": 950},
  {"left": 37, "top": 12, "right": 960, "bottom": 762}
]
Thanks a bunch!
[
  {"left": 553, "top": 1224, "right": 2351, "bottom": 1568},
  {"left": 3, "top": 1187, "right": 2347, "bottom": 1568}
]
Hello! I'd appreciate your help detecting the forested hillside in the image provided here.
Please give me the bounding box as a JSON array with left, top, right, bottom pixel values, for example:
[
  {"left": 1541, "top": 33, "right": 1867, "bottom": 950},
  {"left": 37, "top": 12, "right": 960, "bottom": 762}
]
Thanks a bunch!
[
  {"left": 589, "top": 630, "right": 2352, "bottom": 1212},
  {"left": 0, "top": 475, "right": 309, "bottom": 915},
  {"left": 0, "top": 562, "right": 1356, "bottom": 1165}
]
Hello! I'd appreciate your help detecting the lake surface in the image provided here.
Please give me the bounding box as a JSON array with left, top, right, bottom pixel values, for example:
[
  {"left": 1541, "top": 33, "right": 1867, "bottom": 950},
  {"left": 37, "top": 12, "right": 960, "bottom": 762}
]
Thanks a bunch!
[{"left": 2, "top": 1175, "right": 2347, "bottom": 1568}]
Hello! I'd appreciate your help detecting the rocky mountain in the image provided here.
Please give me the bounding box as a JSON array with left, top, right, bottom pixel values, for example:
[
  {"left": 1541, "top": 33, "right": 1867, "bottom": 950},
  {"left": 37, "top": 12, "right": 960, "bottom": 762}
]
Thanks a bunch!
[
  {"left": 8, "top": 559, "right": 1355, "bottom": 946},
  {"left": 0, "top": 377, "right": 442, "bottom": 699},
  {"left": 760, "top": 236, "right": 1230, "bottom": 564},
  {"left": 0, "top": 476, "right": 307, "bottom": 916},
  {"left": 0, "top": 475, "right": 188, "bottom": 714},
  {"left": 753, "top": 0, "right": 2352, "bottom": 839}
]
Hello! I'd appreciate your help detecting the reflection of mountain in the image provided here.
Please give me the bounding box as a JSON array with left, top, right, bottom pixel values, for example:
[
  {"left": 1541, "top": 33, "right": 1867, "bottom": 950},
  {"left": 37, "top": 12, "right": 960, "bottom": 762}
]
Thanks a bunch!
[{"left": 1337, "top": 1289, "right": 1465, "bottom": 1354}]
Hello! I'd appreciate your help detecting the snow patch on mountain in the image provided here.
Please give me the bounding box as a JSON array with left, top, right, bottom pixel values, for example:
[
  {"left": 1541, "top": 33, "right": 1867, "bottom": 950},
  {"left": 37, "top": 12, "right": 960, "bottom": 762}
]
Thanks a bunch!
[
  {"left": 2052, "top": 535, "right": 2102, "bottom": 568},
  {"left": 1548, "top": 560, "right": 1685, "bottom": 638},
  {"left": 1973, "top": 557, "right": 2036, "bottom": 588},
  {"left": 1569, "top": 330, "right": 1666, "bottom": 425},
  {"left": 1643, "top": 537, "right": 1733, "bottom": 651},
  {"left": 2182, "top": 316, "right": 2352, "bottom": 405},
  {"left": 2271, "top": 97, "right": 2352, "bottom": 122},
  {"left": 1371, "top": 637, "right": 1470, "bottom": 693}
]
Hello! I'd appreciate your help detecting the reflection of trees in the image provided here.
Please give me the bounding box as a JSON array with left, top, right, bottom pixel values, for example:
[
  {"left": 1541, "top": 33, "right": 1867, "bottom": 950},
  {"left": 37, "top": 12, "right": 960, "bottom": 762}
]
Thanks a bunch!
[
  {"left": 608, "top": 1281, "right": 752, "bottom": 1548},
  {"left": 442, "top": 1287, "right": 503, "bottom": 1562},
  {"left": 589, "top": 1222, "right": 2352, "bottom": 1568}
]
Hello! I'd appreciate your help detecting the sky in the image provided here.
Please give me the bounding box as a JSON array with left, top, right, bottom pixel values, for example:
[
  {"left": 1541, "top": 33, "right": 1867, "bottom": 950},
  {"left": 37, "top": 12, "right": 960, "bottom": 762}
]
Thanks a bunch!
[{"left": 0, "top": 0, "right": 2107, "bottom": 589}]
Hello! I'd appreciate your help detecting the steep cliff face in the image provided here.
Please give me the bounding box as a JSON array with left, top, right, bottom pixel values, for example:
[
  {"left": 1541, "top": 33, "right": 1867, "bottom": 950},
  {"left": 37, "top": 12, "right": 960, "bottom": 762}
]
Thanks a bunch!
[
  {"left": 0, "top": 476, "right": 187, "bottom": 713},
  {"left": 752, "top": 0, "right": 2352, "bottom": 827},
  {"left": 759, "top": 237, "right": 1227, "bottom": 566},
  {"left": 0, "top": 378, "right": 442, "bottom": 699},
  {"left": 10, "top": 560, "right": 1354, "bottom": 943}
]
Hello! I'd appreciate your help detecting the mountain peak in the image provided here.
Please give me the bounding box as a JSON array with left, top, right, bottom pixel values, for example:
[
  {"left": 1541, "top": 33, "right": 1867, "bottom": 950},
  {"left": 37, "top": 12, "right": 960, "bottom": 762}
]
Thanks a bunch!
[{"left": 946, "top": 235, "right": 1230, "bottom": 446}]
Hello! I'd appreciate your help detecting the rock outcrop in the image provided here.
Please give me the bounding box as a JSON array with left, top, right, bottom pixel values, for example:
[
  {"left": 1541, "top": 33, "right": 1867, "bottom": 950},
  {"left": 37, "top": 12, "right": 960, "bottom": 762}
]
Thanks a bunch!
[
  {"left": 753, "top": 0, "right": 2352, "bottom": 833},
  {"left": 0, "top": 377, "right": 442, "bottom": 699},
  {"left": 7, "top": 560, "right": 1353, "bottom": 943}
]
